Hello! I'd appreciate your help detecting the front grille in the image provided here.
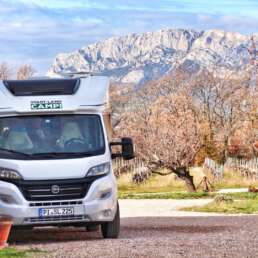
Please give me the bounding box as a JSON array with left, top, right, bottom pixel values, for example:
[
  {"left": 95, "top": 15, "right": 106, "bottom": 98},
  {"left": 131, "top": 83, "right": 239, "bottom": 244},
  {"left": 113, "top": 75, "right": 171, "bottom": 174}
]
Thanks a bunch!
[
  {"left": 15, "top": 176, "right": 103, "bottom": 201},
  {"left": 24, "top": 215, "right": 90, "bottom": 224},
  {"left": 21, "top": 183, "right": 88, "bottom": 201}
]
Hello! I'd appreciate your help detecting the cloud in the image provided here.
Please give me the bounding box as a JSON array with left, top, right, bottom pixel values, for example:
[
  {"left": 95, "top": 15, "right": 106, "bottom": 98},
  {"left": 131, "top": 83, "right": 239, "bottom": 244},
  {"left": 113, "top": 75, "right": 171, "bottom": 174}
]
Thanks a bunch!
[{"left": 0, "top": 0, "right": 257, "bottom": 73}]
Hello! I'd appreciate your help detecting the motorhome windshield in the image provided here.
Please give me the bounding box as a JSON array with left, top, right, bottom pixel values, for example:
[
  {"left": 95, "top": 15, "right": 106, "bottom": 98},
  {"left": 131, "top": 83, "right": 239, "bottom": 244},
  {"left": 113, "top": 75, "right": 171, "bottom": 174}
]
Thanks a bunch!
[{"left": 0, "top": 115, "right": 105, "bottom": 159}]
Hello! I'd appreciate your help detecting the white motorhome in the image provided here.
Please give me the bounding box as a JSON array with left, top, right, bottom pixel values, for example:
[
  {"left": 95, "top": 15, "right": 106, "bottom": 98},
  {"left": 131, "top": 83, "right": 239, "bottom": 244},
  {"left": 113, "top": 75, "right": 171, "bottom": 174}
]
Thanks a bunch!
[{"left": 0, "top": 76, "right": 134, "bottom": 238}]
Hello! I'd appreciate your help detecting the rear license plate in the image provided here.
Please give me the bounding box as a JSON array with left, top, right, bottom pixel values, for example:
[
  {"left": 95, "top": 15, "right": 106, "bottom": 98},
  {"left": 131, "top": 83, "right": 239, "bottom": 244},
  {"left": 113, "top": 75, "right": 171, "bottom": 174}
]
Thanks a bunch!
[{"left": 39, "top": 207, "right": 74, "bottom": 217}]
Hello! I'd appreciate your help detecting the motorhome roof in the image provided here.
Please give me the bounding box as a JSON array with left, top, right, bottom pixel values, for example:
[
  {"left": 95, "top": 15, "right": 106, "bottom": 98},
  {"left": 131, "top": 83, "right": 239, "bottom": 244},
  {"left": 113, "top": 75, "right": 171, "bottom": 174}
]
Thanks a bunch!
[{"left": 0, "top": 76, "right": 109, "bottom": 115}]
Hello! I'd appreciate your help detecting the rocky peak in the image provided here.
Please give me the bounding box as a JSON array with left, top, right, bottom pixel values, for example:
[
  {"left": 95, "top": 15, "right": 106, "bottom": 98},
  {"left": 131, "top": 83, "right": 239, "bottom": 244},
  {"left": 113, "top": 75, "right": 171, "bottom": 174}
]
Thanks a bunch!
[{"left": 48, "top": 29, "right": 256, "bottom": 84}]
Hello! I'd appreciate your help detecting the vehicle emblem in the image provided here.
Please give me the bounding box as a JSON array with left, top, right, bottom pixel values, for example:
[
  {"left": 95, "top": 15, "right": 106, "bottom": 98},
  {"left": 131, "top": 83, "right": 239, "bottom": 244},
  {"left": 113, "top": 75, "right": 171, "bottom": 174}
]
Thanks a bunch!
[{"left": 51, "top": 185, "right": 60, "bottom": 194}]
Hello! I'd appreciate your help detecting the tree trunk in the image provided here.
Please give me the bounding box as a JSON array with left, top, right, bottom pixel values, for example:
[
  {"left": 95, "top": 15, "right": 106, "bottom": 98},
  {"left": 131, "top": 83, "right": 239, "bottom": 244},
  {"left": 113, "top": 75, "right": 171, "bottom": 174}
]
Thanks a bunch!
[
  {"left": 150, "top": 164, "right": 197, "bottom": 192},
  {"left": 183, "top": 174, "right": 196, "bottom": 192},
  {"left": 174, "top": 167, "right": 196, "bottom": 192}
]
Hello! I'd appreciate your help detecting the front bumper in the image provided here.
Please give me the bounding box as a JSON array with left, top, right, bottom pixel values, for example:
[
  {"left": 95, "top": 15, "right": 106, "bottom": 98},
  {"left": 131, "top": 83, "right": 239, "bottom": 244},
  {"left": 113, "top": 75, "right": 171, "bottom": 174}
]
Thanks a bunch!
[{"left": 0, "top": 175, "right": 117, "bottom": 225}]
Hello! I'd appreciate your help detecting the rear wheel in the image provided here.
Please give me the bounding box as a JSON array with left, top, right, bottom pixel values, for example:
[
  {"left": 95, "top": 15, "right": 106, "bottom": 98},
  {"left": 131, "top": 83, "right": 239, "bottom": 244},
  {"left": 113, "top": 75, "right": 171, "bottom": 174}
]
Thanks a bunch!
[{"left": 101, "top": 203, "right": 120, "bottom": 238}]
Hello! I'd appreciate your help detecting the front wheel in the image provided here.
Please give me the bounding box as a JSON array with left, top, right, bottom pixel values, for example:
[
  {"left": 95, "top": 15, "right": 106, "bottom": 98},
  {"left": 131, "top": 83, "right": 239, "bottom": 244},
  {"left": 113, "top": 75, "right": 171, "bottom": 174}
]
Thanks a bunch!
[{"left": 101, "top": 203, "right": 120, "bottom": 238}]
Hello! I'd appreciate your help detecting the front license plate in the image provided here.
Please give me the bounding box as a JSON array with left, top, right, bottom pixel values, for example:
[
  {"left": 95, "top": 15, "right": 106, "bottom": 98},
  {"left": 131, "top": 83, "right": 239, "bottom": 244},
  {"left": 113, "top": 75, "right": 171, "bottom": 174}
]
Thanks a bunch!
[{"left": 39, "top": 207, "right": 74, "bottom": 217}]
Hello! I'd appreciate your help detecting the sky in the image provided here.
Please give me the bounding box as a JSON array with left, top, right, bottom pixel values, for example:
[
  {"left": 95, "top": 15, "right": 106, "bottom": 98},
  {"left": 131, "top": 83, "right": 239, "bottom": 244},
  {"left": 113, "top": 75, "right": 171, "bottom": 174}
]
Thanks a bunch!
[{"left": 0, "top": 0, "right": 258, "bottom": 74}]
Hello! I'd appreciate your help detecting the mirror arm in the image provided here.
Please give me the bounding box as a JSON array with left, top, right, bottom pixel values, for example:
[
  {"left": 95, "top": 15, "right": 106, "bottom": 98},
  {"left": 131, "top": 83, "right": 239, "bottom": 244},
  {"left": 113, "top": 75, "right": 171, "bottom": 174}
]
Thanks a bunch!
[
  {"left": 110, "top": 142, "right": 123, "bottom": 160},
  {"left": 111, "top": 153, "right": 122, "bottom": 159},
  {"left": 110, "top": 142, "right": 123, "bottom": 147}
]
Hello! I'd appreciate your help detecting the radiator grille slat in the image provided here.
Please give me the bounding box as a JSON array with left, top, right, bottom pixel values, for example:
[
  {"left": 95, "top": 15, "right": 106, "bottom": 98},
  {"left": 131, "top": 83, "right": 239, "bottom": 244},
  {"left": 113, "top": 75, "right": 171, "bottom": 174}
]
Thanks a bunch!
[
  {"left": 29, "top": 200, "right": 83, "bottom": 207},
  {"left": 24, "top": 215, "right": 90, "bottom": 224},
  {"left": 28, "top": 193, "right": 82, "bottom": 198}
]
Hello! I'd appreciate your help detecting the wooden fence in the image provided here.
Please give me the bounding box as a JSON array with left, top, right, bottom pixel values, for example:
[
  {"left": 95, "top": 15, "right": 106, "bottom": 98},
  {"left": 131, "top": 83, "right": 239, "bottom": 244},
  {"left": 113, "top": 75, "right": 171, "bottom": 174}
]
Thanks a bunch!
[
  {"left": 203, "top": 158, "right": 224, "bottom": 180},
  {"left": 203, "top": 157, "right": 258, "bottom": 180},
  {"left": 225, "top": 157, "right": 258, "bottom": 179},
  {"left": 113, "top": 156, "right": 258, "bottom": 183},
  {"left": 112, "top": 158, "right": 151, "bottom": 183}
]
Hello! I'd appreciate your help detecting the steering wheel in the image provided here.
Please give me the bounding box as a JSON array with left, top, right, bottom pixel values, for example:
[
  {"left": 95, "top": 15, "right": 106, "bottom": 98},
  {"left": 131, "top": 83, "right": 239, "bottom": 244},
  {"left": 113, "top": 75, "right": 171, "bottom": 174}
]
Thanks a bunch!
[{"left": 64, "top": 138, "right": 85, "bottom": 150}]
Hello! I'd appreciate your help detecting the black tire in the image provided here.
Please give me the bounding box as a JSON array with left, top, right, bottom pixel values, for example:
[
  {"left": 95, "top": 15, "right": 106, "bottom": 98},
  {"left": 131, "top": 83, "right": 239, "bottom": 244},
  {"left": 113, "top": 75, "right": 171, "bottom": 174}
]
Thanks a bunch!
[
  {"left": 12, "top": 226, "right": 34, "bottom": 231},
  {"left": 9, "top": 226, "right": 33, "bottom": 240},
  {"left": 101, "top": 203, "right": 120, "bottom": 239}
]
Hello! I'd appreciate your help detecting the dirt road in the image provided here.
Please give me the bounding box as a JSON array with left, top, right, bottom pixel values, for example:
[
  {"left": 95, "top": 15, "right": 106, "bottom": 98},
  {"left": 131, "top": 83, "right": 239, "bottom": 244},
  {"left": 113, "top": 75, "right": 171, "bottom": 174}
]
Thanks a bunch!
[{"left": 9, "top": 200, "right": 258, "bottom": 258}]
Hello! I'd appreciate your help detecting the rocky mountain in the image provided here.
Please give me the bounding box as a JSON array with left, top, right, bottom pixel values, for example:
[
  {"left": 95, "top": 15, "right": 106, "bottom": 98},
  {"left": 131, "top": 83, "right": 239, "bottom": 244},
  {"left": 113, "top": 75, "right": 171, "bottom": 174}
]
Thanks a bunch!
[{"left": 48, "top": 29, "right": 257, "bottom": 84}]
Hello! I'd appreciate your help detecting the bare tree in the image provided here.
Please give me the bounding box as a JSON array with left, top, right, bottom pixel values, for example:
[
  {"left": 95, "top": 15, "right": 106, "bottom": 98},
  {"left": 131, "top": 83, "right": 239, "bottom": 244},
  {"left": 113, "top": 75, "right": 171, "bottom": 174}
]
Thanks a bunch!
[
  {"left": 148, "top": 93, "right": 203, "bottom": 191},
  {"left": 191, "top": 69, "right": 255, "bottom": 162},
  {"left": 118, "top": 86, "right": 203, "bottom": 192},
  {"left": 113, "top": 67, "right": 257, "bottom": 191},
  {"left": 0, "top": 62, "right": 12, "bottom": 80},
  {"left": 16, "top": 64, "right": 36, "bottom": 80}
]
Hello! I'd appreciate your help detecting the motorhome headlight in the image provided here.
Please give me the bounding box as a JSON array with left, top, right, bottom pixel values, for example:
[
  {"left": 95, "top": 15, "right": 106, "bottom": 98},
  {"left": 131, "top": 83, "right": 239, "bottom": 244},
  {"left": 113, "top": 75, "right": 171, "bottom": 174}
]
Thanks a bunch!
[
  {"left": 86, "top": 162, "right": 110, "bottom": 177},
  {"left": 0, "top": 167, "right": 22, "bottom": 180}
]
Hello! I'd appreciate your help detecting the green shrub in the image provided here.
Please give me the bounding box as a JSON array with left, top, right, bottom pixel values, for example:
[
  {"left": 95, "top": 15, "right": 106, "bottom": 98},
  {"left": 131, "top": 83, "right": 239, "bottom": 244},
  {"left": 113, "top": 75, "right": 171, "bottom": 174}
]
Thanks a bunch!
[{"left": 214, "top": 194, "right": 234, "bottom": 204}]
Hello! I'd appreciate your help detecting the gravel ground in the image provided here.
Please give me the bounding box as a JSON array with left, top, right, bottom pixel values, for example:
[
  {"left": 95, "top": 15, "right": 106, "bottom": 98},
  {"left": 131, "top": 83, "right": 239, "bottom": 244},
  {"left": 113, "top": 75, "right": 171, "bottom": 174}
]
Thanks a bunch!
[
  {"left": 119, "top": 199, "right": 216, "bottom": 217},
  {"left": 9, "top": 200, "right": 258, "bottom": 258}
]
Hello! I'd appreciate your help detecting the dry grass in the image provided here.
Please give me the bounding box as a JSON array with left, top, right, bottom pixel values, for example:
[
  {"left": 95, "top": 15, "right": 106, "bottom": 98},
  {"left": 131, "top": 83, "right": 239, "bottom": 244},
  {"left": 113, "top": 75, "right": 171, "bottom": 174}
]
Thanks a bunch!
[
  {"left": 214, "top": 168, "right": 258, "bottom": 189},
  {"left": 182, "top": 198, "right": 258, "bottom": 214},
  {"left": 191, "top": 167, "right": 206, "bottom": 186},
  {"left": 118, "top": 167, "right": 204, "bottom": 193},
  {"left": 118, "top": 166, "right": 258, "bottom": 195},
  {"left": 118, "top": 171, "right": 185, "bottom": 193}
]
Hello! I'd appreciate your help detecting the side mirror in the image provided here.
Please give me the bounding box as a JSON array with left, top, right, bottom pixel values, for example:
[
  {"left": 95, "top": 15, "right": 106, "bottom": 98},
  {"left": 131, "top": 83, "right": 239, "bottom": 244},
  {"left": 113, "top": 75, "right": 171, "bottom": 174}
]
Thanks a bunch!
[
  {"left": 121, "top": 137, "right": 134, "bottom": 160},
  {"left": 110, "top": 137, "right": 134, "bottom": 160}
]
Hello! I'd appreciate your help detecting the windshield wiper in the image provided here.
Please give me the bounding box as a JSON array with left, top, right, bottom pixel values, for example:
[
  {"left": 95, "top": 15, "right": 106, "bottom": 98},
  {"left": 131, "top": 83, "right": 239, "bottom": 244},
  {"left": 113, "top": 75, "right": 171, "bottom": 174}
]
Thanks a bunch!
[
  {"left": 0, "top": 148, "right": 32, "bottom": 158},
  {"left": 29, "top": 151, "right": 99, "bottom": 158},
  {"left": 0, "top": 149, "right": 104, "bottom": 159}
]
